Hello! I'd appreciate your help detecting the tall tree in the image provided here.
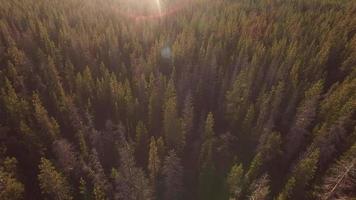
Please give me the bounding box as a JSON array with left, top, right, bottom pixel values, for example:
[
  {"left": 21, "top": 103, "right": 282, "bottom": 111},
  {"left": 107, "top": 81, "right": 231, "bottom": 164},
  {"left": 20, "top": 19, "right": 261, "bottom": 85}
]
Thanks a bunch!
[
  {"left": 135, "top": 121, "right": 149, "bottom": 168},
  {"left": 163, "top": 79, "right": 182, "bottom": 151},
  {"left": 32, "top": 93, "right": 60, "bottom": 147},
  {"left": 88, "top": 149, "right": 110, "bottom": 200},
  {"left": 248, "top": 174, "right": 270, "bottom": 200},
  {"left": 181, "top": 93, "right": 194, "bottom": 149},
  {"left": 162, "top": 150, "right": 183, "bottom": 200},
  {"left": 115, "top": 134, "right": 153, "bottom": 200},
  {"left": 0, "top": 157, "right": 24, "bottom": 200},
  {"left": 285, "top": 80, "right": 323, "bottom": 162},
  {"left": 278, "top": 150, "right": 319, "bottom": 200},
  {"left": 198, "top": 112, "right": 216, "bottom": 200},
  {"left": 0, "top": 78, "right": 28, "bottom": 126},
  {"left": 226, "top": 163, "right": 244, "bottom": 200},
  {"left": 52, "top": 139, "right": 78, "bottom": 176},
  {"left": 148, "top": 137, "right": 161, "bottom": 191},
  {"left": 38, "top": 158, "right": 72, "bottom": 200},
  {"left": 316, "top": 143, "right": 356, "bottom": 200}
]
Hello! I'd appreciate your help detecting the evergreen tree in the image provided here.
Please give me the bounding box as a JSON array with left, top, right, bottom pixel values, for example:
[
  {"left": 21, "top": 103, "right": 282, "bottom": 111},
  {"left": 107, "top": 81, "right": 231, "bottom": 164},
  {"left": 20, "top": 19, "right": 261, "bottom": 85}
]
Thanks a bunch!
[
  {"left": 316, "top": 143, "right": 356, "bottom": 200},
  {"left": 181, "top": 93, "right": 194, "bottom": 150},
  {"left": 32, "top": 93, "right": 60, "bottom": 146},
  {"left": 115, "top": 134, "right": 153, "bottom": 200},
  {"left": 163, "top": 81, "right": 182, "bottom": 151},
  {"left": 0, "top": 157, "right": 24, "bottom": 200},
  {"left": 285, "top": 80, "right": 323, "bottom": 161},
  {"left": 135, "top": 121, "right": 149, "bottom": 168},
  {"left": 88, "top": 149, "right": 110, "bottom": 200},
  {"left": 0, "top": 78, "right": 28, "bottom": 126},
  {"left": 278, "top": 150, "right": 320, "bottom": 200},
  {"left": 162, "top": 150, "right": 183, "bottom": 200},
  {"left": 248, "top": 174, "right": 270, "bottom": 200},
  {"left": 0, "top": 0, "right": 354, "bottom": 199},
  {"left": 198, "top": 112, "right": 216, "bottom": 200},
  {"left": 148, "top": 137, "right": 161, "bottom": 190},
  {"left": 79, "top": 178, "right": 91, "bottom": 200},
  {"left": 38, "top": 158, "right": 72, "bottom": 200},
  {"left": 226, "top": 164, "right": 244, "bottom": 200}
]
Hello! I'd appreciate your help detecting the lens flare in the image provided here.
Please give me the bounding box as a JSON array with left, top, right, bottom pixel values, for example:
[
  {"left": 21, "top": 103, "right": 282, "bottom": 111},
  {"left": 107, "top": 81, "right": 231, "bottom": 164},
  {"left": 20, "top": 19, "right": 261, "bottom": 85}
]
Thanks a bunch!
[
  {"left": 115, "top": 0, "right": 196, "bottom": 21},
  {"left": 155, "top": 0, "right": 162, "bottom": 16}
]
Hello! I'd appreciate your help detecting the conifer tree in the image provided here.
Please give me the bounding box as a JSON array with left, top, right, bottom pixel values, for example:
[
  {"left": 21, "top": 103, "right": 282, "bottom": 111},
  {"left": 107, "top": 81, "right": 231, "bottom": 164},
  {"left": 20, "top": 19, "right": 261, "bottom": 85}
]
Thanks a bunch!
[
  {"left": 163, "top": 80, "right": 182, "bottom": 151},
  {"left": 199, "top": 112, "right": 216, "bottom": 200},
  {"left": 79, "top": 178, "right": 91, "bottom": 200},
  {"left": 249, "top": 174, "right": 270, "bottom": 200},
  {"left": 135, "top": 121, "right": 149, "bottom": 168},
  {"left": 115, "top": 134, "right": 152, "bottom": 200},
  {"left": 181, "top": 93, "right": 194, "bottom": 149},
  {"left": 0, "top": 78, "right": 28, "bottom": 126},
  {"left": 278, "top": 150, "right": 319, "bottom": 200},
  {"left": 226, "top": 164, "right": 244, "bottom": 200},
  {"left": 0, "top": 157, "right": 24, "bottom": 200},
  {"left": 32, "top": 93, "right": 60, "bottom": 145},
  {"left": 38, "top": 158, "right": 72, "bottom": 200},
  {"left": 162, "top": 150, "right": 183, "bottom": 200},
  {"left": 316, "top": 143, "right": 356, "bottom": 200},
  {"left": 148, "top": 137, "right": 161, "bottom": 189}
]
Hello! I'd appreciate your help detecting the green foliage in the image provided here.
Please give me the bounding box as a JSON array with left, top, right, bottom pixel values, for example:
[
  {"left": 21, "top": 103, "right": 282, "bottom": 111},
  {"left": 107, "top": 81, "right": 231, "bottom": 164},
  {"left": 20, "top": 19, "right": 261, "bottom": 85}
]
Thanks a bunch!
[
  {"left": 32, "top": 93, "right": 60, "bottom": 143},
  {"left": 115, "top": 135, "right": 153, "bottom": 200},
  {"left": 79, "top": 178, "right": 91, "bottom": 200},
  {"left": 249, "top": 174, "right": 270, "bottom": 200},
  {"left": 227, "top": 164, "right": 244, "bottom": 199},
  {"left": 0, "top": 78, "right": 28, "bottom": 126},
  {"left": 315, "top": 142, "right": 356, "bottom": 199},
  {"left": 0, "top": 0, "right": 354, "bottom": 199},
  {"left": 135, "top": 121, "right": 149, "bottom": 167},
  {"left": 148, "top": 137, "right": 161, "bottom": 185},
  {"left": 245, "top": 153, "right": 263, "bottom": 184},
  {"left": 198, "top": 112, "right": 217, "bottom": 200},
  {"left": 0, "top": 157, "right": 24, "bottom": 200},
  {"left": 38, "top": 158, "right": 72, "bottom": 200},
  {"left": 162, "top": 150, "right": 183, "bottom": 200},
  {"left": 163, "top": 86, "right": 183, "bottom": 151},
  {"left": 278, "top": 150, "right": 320, "bottom": 200}
]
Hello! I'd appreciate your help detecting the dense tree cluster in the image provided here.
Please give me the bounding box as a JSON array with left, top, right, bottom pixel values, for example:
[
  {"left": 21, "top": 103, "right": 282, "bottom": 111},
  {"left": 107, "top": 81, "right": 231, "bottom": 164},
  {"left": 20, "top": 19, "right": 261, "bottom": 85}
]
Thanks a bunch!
[{"left": 0, "top": 0, "right": 355, "bottom": 199}]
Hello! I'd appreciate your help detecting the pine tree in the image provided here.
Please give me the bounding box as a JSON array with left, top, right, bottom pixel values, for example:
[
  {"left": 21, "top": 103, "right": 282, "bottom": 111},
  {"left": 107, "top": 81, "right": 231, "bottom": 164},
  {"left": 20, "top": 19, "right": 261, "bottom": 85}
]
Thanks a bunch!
[
  {"left": 162, "top": 150, "right": 183, "bottom": 200},
  {"left": 32, "top": 93, "right": 60, "bottom": 145},
  {"left": 203, "top": 112, "right": 215, "bottom": 140},
  {"left": 52, "top": 139, "right": 78, "bottom": 176},
  {"left": 148, "top": 137, "right": 161, "bottom": 190},
  {"left": 316, "top": 143, "right": 356, "bottom": 200},
  {"left": 115, "top": 134, "right": 152, "bottom": 200},
  {"left": 89, "top": 149, "right": 109, "bottom": 200},
  {"left": 163, "top": 81, "right": 182, "bottom": 151},
  {"left": 285, "top": 80, "right": 323, "bottom": 161},
  {"left": 181, "top": 94, "right": 194, "bottom": 150},
  {"left": 38, "top": 158, "right": 72, "bottom": 200},
  {"left": 249, "top": 174, "right": 270, "bottom": 200},
  {"left": 225, "top": 69, "right": 250, "bottom": 127},
  {"left": 245, "top": 153, "right": 263, "bottom": 185},
  {"left": 0, "top": 157, "right": 24, "bottom": 200},
  {"left": 278, "top": 150, "right": 319, "bottom": 200},
  {"left": 0, "top": 78, "right": 28, "bottom": 126},
  {"left": 0, "top": 0, "right": 354, "bottom": 199},
  {"left": 199, "top": 112, "right": 216, "bottom": 200},
  {"left": 148, "top": 75, "right": 163, "bottom": 134},
  {"left": 226, "top": 164, "right": 244, "bottom": 200},
  {"left": 79, "top": 178, "right": 91, "bottom": 200},
  {"left": 135, "top": 121, "right": 149, "bottom": 168}
]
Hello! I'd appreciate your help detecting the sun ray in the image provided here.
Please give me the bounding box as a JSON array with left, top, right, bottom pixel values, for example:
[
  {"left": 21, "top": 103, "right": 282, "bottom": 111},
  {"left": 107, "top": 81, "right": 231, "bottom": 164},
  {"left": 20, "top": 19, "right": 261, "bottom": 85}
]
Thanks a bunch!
[{"left": 155, "top": 0, "right": 162, "bottom": 16}]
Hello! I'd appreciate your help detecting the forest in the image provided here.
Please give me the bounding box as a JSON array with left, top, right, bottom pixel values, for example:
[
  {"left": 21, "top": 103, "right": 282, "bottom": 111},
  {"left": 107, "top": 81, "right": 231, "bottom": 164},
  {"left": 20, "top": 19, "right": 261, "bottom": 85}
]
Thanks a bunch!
[{"left": 0, "top": 0, "right": 355, "bottom": 199}]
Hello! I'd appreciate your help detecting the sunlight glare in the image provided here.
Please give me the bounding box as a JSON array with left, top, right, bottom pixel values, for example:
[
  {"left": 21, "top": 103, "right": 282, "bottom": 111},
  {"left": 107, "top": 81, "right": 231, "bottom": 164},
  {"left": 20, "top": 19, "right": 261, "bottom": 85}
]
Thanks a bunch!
[{"left": 155, "top": 0, "right": 162, "bottom": 16}]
